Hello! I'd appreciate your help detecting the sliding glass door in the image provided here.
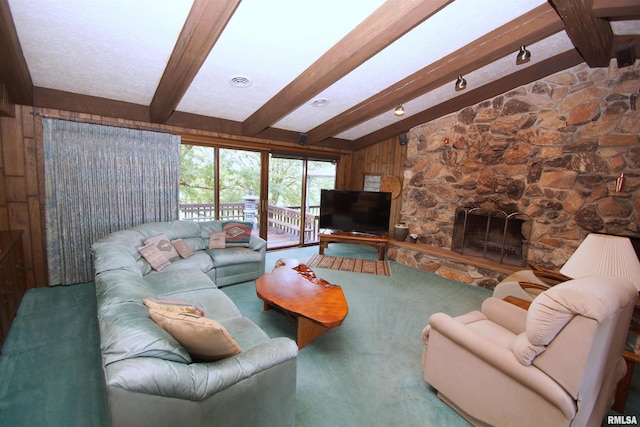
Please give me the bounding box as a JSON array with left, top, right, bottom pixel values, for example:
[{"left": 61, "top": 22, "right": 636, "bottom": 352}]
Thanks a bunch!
[
  {"left": 179, "top": 145, "right": 261, "bottom": 225},
  {"left": 304, "top": 160, "right": 337, "bottom": 244},
  {"left": 266, "top": 155, "right": 336, "bottom": 247},
  {"left": 180, "top": 143, "right": 336, "bottom": 248}
]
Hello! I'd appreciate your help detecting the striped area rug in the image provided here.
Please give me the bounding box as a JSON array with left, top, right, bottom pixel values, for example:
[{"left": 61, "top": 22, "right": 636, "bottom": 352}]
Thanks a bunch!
[{"left": 306, "top": 254, "right": 391, "bottom": 276}]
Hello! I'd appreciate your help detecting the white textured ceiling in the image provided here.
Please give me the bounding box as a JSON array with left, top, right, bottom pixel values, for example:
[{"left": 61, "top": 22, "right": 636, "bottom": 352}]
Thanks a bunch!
[{"left": 6, "top": 0, "right": 640, "bottom": 144}]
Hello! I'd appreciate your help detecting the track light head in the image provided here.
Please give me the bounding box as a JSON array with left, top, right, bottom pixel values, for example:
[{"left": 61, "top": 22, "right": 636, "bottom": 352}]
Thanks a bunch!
[
  {"left": 455, "top": 75, "right": 467, "bottom": 91},
  {"left": 516, "top": 45, "right": 531, "bottom": 65}
]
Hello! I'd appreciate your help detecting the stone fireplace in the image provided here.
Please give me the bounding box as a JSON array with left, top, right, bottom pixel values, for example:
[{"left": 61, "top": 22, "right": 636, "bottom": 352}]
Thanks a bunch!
[
  {"left": 388, "top": 60, "right": 640, "bottom": 290},
  {"left": 451, "top": 207, "right": 532, "bottom": 267}
]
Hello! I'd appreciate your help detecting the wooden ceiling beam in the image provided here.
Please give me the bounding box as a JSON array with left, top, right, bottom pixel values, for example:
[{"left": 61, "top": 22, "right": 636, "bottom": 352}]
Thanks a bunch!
[
  {"left": 348, "top": 49, "right": 584, "bottom": 150},
  {"left": 241, "top": 0, "right": 453, "bottom": 137},
  {"left": 0, "top": 0, "right": 33, "bottom": 105},
  {"left": 32, "top": 86, "right": 351, "bottom": 148},
  {"left": 593, "top": 0, "right": 640, "bottom": 20},
  {"left": 305, "top": 3, "right": 564, "bottom": 145},
  {"left": 149, "top": 0, "right": 241, "bottom": 124},
  {"left": 549, "top": 0, "right": 614, "bottom": 67},
  {"left": 34, "top": 87, "right": 150, "bottom": 122}
]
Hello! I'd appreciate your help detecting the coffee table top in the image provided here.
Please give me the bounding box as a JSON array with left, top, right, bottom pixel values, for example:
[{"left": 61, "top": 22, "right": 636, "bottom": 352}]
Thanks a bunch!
[{"left": 256, "top": 265, "right": 348, "bottom": 328}]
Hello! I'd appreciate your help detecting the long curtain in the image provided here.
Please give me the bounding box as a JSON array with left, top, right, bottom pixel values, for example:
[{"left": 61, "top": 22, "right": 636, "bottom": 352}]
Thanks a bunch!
[{"left": 43, "top": 119, "right": 180, "bottom": 285}]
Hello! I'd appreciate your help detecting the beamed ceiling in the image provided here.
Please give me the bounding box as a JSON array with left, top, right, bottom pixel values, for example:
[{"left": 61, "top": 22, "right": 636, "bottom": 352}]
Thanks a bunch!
[{"left": 1, "top": 0, "right": 639, "bottom": 151}]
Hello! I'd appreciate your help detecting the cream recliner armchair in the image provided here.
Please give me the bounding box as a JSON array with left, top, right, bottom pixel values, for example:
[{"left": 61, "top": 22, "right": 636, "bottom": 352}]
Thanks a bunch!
[{"left": 422, "top": 276, "right": 637, "bottom": 427}]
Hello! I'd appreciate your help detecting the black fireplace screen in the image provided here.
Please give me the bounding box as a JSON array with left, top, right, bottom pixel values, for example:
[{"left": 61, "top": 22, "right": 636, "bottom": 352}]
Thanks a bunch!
[{"left": 451, "top": 207, "right": 532, "bottom": 267}]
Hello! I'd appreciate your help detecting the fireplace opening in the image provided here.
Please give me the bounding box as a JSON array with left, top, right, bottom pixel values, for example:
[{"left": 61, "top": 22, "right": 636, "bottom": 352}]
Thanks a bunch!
[{"left": 451, "top": 207, "right": 532, "bottom": 267}]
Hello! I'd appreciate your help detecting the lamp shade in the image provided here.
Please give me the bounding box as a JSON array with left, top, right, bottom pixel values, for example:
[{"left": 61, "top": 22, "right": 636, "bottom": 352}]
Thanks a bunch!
[{"left": 560, "top": 233, "right": 640, "bottom": 291}]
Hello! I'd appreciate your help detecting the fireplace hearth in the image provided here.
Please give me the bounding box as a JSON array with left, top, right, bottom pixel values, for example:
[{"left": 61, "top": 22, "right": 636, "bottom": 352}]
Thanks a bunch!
[{"left": 451, "top": 207, "right": 532, "bottom": 267}]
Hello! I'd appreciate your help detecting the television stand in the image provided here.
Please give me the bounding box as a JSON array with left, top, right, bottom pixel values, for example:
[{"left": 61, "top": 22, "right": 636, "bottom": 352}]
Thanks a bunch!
[{"left": 318, "top": 230, "right": 388, "bottom": 260}]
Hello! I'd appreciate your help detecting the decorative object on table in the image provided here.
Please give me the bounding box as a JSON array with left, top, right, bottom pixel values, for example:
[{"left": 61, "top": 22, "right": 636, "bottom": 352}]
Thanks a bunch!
[
  {"left": 409, "top": 233, "right": 419, "bottom": 243},
  {"left": 393, "top": 223, "right": 409, "bottom": 241},
  {"left": 381, "top": 175, "right": 402, "bottom": 199},
  {"left": 363, "top": 173, "right": 382, "bottom": 191}
]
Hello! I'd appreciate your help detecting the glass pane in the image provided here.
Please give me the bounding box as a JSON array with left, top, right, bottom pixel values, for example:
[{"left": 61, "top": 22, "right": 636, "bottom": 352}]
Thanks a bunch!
[
  {"left": 219, "top": 148, "right": 261, "bottom": 231},
  {"left": 268, "top": 156, "right": 303, "bottom": 249},
  {"left": 179, "top": 144, "right": 216, "bottom": 221},
  {"left": 304, "top": 160, "right": 336, "bottom": 244}
]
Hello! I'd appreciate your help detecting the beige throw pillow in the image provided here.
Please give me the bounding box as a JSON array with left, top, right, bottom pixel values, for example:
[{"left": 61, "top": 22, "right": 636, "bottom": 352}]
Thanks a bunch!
[
  {"left": 171, "top": 238, "right": 194, "bottom": 259},
  {"left": 148, "top": 309, "right": 241, "bottom": 361},
  {"left": 143, "top": 297, "right": 204, "bottom": 316},
  {"left": 208, "top": 231, "right": 226, "bottom": 249}
]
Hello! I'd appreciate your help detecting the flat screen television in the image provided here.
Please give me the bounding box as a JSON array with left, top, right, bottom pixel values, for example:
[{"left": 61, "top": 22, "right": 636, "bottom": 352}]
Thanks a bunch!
[{"left": 319, "top": 190, "right": 392, "bottom": 235}]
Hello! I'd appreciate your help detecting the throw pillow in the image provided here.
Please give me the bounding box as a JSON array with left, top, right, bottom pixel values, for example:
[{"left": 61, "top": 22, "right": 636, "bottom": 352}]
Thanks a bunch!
[
  {"left": 171, "top": 238, "right": 194, "bottom": 259},
  {"left": 221, "top": 221, "right": 253, "bottom": 247},
  {"left": 138, "top": 243, "right": 171, "bottom": 271},
  {"left": 148, "top": 309, "right": 242, "bottom": 362},
  {"left": 143, "top": 297, "right": 204, "bottom": 316},
  {"left": 208, "top": 231, "right": 226, "bottom": 249},
  {"left": 145, "top": 234, "right": 180, "bottom": 261}
]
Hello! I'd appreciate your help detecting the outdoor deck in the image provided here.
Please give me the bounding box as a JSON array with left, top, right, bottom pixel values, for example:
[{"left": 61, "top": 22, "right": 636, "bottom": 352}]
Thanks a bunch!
[{"left": 180, "top": 203, "right": 319, "bottom": 249}]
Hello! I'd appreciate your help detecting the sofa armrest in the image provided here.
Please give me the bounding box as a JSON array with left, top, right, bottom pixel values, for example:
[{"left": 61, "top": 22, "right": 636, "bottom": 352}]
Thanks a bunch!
[
  {"left": 427, "top": 312, "right": 575, "bottom": 418},
  {"left": 481, "top": 297, "right": 527, "bottom": 335},
  {"left": 106, "top": 337, "right": 298, "bottom": 401},
  {"left": 249, "top": 234, "right": 267, "bottom": 252}
]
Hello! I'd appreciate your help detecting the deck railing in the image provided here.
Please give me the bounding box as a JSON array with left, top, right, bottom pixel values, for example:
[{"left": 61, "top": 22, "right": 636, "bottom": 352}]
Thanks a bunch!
[{"left": 179, "top": 203, "right": 319, "bottom": 241}]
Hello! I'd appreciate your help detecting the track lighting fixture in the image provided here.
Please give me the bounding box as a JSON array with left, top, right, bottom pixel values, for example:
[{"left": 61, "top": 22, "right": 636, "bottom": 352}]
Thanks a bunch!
[
  {"left": 394, "top": 104, "right": 405, "bottom": 117},
  {"left": 455, "top": 75, "right": 467, "bottom": 91},
  {"left": 516, "top": 45, "right": 531, "bottom": 65}
]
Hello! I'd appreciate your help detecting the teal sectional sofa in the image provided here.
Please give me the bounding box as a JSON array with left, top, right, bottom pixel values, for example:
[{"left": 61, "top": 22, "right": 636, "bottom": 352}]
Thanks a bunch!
[{"left": 91, "top": 220, "right": 297, "bottom": 427}]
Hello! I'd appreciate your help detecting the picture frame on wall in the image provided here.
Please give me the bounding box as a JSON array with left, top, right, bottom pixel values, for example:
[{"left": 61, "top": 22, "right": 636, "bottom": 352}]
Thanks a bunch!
[{"left": 363, "top": 173, "right": 382, "bottom": 192}]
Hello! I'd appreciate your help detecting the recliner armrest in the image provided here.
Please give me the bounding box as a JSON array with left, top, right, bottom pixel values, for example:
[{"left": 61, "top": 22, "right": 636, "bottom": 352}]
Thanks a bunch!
[{"left": 481, "top": 297, "right": 527, "bottom": 335}]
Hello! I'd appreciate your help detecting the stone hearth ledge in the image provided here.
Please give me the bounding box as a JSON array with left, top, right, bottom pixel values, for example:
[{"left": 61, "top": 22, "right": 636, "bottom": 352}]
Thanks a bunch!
[{"left": 387, "top": 240, "right": 520, "bottom": 290}]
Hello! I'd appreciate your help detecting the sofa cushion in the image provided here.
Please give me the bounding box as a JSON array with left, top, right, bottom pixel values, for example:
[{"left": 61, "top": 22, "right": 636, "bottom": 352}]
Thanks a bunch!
[
  {"left": 143, "top": 269, "right": 218, "bottom": 295},
  {"left": 92, "top": 229, "right": 148, "bottom": 275},
  {"left": 171, "top": 238, "right": 194, "bottom": 259},
  {"left": 145, "top": 234, "right": 180, "bottom": 261},
  {"left": 149, "top": 309, "right": 242, "bottom": 361},
  {"left": 206, "top": 246, "right": 263, "bottom": 268},
  {"left": 143, "top": 297, "right": 204, "bottom": 316},
  {"left": 148, "top": 251, "right": 214, "bottom": 276},
  {"left": 138, "top": 243, "right": 171, "bottom": 271},
  {"left": 133, "top": 220, "right": 202, "bottom": 241},
  {"left": 99, "top": 301, "right": 191, "bottom": 365}
]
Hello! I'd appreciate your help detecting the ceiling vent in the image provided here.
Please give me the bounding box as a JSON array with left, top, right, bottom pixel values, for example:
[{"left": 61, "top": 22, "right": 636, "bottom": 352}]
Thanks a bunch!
[
  {"left": 311, "top": 98, "right": 329, "bottom": 107},
  {"left": 229, "top": 76, "right": 252, "bottom": 88}
]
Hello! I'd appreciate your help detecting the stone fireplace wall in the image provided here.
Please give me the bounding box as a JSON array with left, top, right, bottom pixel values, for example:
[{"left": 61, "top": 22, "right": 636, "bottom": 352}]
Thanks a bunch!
[{"left": 400, "top": 60, "right": 639, "bottom": 270}]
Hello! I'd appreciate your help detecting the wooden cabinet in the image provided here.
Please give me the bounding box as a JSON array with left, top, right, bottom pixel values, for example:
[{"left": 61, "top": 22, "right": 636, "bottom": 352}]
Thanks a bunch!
[{"left": 0, "top": 231, "right": 25, "bottom": 350}]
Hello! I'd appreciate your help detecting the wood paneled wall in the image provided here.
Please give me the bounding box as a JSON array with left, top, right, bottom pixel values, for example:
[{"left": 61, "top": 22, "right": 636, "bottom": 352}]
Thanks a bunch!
[
  {"left": 350, "top": 135, "right": 407, "bottom": 232},
  {"left": 0, "top": 106, "right": 46, "bottom": 289},
  {"left": 0, "top": 105, "right": 359, "bottom": 287}
]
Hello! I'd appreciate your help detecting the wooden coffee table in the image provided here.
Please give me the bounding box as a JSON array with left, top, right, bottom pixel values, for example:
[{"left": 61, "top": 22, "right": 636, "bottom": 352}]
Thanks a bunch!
[{"left": 256, "top": 265, "right": 348, "bottom": 349}]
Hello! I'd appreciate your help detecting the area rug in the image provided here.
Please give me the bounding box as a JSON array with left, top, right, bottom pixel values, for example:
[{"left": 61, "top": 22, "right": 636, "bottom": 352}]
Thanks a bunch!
[{"left": 306, "top": 254, "right": 392, "bottom": 276}]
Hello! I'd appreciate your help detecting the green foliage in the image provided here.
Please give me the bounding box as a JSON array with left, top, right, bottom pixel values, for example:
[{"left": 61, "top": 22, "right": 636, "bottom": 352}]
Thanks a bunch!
[
  {"left": 179, "top": 145, "right": 214, "bottom": 203},
  {"left": 180, "top": 145, "right": 336, "bottom": 212}
]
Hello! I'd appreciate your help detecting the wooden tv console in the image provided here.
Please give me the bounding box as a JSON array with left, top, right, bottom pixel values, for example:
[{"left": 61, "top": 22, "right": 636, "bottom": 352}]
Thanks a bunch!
[{"left": 318, "top": 230, "right": 388, "bottom": 260}]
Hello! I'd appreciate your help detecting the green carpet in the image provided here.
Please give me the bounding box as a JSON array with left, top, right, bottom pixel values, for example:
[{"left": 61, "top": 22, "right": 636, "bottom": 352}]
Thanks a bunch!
[
  {"left": 0, "top": 283, "right": 108, "bottom": 427},
  {"left": 225, "top": 244, "right": 490, "bottom": 426},
  {"left": 1, "top": 243, "right": 639, "bottom": 426}
]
